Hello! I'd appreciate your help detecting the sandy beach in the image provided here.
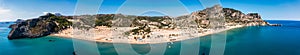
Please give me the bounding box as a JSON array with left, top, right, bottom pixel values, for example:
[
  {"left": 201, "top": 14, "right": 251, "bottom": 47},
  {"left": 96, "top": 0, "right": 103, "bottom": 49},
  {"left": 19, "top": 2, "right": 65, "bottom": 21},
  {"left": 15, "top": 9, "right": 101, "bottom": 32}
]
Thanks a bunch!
[{"left": 50, "top": 24, "right": 245, "bottom": 44}]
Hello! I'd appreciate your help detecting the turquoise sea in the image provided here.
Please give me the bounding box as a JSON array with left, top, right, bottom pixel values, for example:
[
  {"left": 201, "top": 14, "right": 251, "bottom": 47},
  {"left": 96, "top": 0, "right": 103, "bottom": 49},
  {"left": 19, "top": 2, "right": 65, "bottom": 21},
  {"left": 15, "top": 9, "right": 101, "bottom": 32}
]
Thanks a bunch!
[{"left": 1, "top": 20, "right": 300, "bottom": 55}]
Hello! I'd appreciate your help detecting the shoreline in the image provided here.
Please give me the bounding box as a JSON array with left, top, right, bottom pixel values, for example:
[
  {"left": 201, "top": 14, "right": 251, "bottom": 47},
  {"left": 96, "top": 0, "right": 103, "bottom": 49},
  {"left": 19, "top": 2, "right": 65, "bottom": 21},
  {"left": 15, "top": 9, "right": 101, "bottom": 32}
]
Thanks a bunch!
[{"left": 50, "top": 25, "right": 245, "bottom": 44}]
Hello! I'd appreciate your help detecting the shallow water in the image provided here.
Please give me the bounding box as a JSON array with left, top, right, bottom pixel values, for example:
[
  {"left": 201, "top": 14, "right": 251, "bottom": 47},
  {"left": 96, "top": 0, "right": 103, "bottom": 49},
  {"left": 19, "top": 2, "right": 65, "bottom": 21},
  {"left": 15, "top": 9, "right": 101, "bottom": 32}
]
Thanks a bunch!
[{"left": 0, "top": 20, "right": 300, "bottom": 55}]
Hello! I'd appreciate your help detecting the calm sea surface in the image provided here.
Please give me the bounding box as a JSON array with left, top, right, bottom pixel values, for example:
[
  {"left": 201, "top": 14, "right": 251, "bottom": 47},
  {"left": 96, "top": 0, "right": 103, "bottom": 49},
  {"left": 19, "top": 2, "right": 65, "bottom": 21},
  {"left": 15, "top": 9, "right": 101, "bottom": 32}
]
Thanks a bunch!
[{"left": 0, "top": 20, "right": 300, "bottom": 55}]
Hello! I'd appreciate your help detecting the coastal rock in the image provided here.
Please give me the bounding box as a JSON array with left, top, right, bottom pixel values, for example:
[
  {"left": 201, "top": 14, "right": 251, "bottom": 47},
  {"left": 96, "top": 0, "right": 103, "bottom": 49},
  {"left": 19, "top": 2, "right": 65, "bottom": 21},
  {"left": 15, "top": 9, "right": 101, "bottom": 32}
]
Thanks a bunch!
[{"left": 8, "top": 13, "right": 72, "bottom": 40}]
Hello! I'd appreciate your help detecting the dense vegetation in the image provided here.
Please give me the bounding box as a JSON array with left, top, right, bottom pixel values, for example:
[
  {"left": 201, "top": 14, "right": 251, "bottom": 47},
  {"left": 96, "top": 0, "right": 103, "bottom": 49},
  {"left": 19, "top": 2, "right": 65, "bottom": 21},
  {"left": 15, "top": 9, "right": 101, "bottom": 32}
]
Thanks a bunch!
[
  {"left": 131, "top": 16, "right": 173, "bottom": 28},
  {"left": 95, "top": 14, "right": 114, "bottom": 27},
  {"left": 130, "top": 25, "right": 151, "bottom": 35},
  {"left": 49, "top": 16, "right": 72, "bottom": 29}
]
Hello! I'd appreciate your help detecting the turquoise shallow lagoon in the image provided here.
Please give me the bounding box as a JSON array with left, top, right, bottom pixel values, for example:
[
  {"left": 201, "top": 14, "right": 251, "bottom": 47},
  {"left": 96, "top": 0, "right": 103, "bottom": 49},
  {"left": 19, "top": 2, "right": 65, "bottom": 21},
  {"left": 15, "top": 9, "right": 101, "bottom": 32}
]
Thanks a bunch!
[{"left": 1, "top": 20, "right": 300, "bottom": 55}]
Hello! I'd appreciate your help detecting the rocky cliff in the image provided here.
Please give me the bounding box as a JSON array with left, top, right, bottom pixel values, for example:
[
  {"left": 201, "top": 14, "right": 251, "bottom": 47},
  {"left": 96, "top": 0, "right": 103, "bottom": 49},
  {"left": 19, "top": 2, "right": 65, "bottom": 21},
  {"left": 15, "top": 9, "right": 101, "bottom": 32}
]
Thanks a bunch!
[
  {"left": 191, "top": 5, "right": 269, "bottom": 29},
  {"left": 8, "top": 13, "right": 72, "bottom": 39}
]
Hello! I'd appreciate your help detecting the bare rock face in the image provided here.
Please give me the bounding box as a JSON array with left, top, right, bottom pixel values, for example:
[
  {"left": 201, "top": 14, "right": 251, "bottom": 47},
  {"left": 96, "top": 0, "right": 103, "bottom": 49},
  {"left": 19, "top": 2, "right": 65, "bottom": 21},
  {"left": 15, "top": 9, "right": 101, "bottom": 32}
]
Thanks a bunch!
[
  {"left": 191, "top": 5, "right": 225, "bottom": 29},
  {"left": 8, "top": 13, "right": 72, "bottom": 40},
  {"left": 111, "top": 14, "right": 135, "bottom": 27},
  {"left": 175, "top": 15, "right": 198, "bottom": 28},
  {"left": 206, "top": 5, "right": 226, "bottom": 29}
]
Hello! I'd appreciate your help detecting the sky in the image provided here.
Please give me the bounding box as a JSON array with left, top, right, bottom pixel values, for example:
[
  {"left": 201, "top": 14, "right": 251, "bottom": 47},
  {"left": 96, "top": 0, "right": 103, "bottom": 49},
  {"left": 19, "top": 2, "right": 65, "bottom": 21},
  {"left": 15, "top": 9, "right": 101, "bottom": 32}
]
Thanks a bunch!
[{"left": 0, "top": 0, "right": 300, "bottom": 22}]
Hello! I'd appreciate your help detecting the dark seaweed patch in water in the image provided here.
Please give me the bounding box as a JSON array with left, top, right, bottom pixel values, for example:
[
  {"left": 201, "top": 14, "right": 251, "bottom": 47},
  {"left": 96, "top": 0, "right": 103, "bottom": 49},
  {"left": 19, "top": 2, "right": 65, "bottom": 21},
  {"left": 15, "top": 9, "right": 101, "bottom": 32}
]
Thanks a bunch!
[{"left": 131, "top": 44, "right": 151, "bottom": 54}]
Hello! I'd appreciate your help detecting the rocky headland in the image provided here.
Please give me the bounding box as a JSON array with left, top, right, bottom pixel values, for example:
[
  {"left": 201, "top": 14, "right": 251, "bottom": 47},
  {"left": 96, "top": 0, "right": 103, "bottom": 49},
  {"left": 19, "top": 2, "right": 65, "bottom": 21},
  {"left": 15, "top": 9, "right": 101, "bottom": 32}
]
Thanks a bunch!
[
  {"left": 8, "top": 13, "right": 72, "bottom": 39},
  {"left": 8, "top": 5, "right": 278, "bottom": 44}
]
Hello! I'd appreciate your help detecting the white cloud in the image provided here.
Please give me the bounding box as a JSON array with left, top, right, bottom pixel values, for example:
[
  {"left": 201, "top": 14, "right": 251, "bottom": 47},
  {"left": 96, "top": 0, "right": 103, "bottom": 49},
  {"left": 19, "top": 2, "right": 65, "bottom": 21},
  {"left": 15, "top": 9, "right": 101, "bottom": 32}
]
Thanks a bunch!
[
  {"left": 0, "top": 7, "right": 41, "bottom": 22},
  {"left": 0, "top": 8, "right": 11, "bottom": 14},
  {"left": 0, "top": 7, "right": 14, "bottom": 22}
]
